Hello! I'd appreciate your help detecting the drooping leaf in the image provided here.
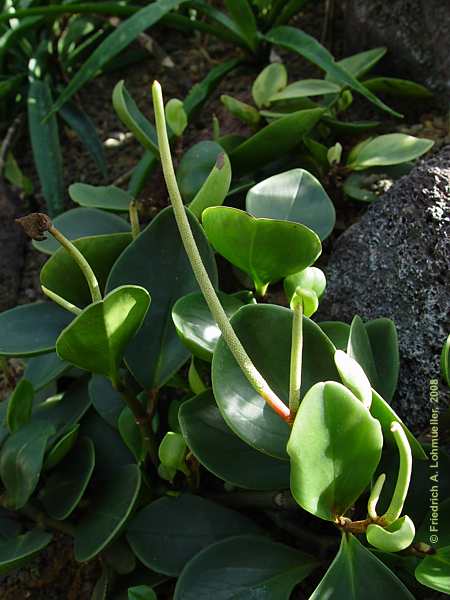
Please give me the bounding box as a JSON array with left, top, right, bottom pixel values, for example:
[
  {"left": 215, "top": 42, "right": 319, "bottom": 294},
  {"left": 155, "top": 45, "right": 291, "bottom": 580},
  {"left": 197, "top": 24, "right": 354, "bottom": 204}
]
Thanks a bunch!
[
  {"left": 246, "top": 168, "right": 335, "bottom": 241},
  {"left": 89, "top": 375, "right": 124, "bottom": 428},
  {"left": 106, "top": 207, "right": 217, "bottom": 390},
  {"left": 177, "top": 141, "right": 224, "bottom": 202},
  {"left": 69, "top": 183, "right": 132, "bottom": 212},
  {"left": 174, "top": 535, "right": 319, "bottom": 600},
  {"left": 252, "top": 62, "right": 287, "bottom": 108},
  {"left": 75, "top": 464, "right": 141, "bottom": 562},
  {"left": 189, "top": 152, "right": 232, "bottom": 220},
  {"left": 179, "top": 391, "right": 290, "bottom": 490},
  {"left": 56, "top": 285, "right": 150, "bottom": 383},
  {"left": 6, "top": 379, "right": 34, "bottom": 433},
  {"left": 0, "top": 529, "right": 53, "bottom": 575},
  {"left": 288, "top": 381, "right": 383, "bottom": 520},
  {"left": 348, "top": 134, "right": 433, "bottom": 170},
  {"left": 33, "top": 208, "right": 130, "bottom": 255}
]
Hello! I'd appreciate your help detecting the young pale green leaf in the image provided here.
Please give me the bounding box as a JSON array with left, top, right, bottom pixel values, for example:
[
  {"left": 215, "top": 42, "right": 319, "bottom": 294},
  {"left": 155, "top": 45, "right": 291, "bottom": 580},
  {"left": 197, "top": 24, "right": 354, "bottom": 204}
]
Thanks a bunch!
[
  {"left": 367, "top": 516, "right": 415, "bottom": 553},
  {"left": 6, "top": 379, "right": 34, "bottom": 433},
  {"left": 229, "top": 107, "right": 324, "bottom": 176},
  {"left": 52, "top": 0, "right": 188, "bottom": 113},
  {"left": 203, "top": 206, "right": 321, "bottom": 295},
  {"left": 128, "top": 586, "right": 157, "bottom": 600},
  {"left": 224, "top": 0, "right": 258, "bottom": 51},
  {"left": 187, "top": 358, "right": 207, "bottom": 395},
  {"left": 220, "top": 94, "right": 261, "bottom": 127},
  {"left": 69, "top": 183, "right": 132, "bottom": 212},
  {"left": 0, "top": 529, "right": 53, "bottom": 575},
  {"left": 212, "top": 304, "right": 339, "bottom": 459},
  {"left": 56, "top": 285, "right": 150, "bottom": 382},
  {"left": 348, "top": 134, "right": 434, "bottom": 170},
  {"left": 158, "top": 432, "right": 188, "bottom": 478},
  {"left": 165, "top": 98, "right": 188, "bottom": 137},
  {"left": 106, "top": 207, "right": 218, "bottom": 389},
  {"left": 415, "top": 546, "right": 450, "bottom": 594},
  {"left": 179, "top": 390, "right": 290, "bottom": 490},
  {"left": 174, "top": 534, "right": 319, "bottom": 600},
  {"left": 75, "top": 464, "right": 141, "bottom": 561},
  {"left": 27, "top": 79, "right": 64, "bottom": 217},
  {"left": 252, "top": 62, "right": 287, "bottom": 108},
  {"left": 288, "top": 381, "right": 383, "bottom": 520},
  {"left": 334, "top": 350, "right": 373, "bottom": 408},
  {"left": 177, "top": 141, "right": 224, "bottom": 202},
  {"left": 0, "top": 421, "right": 56, "bottom": 509},
  {"left": 265, "top": 27, "right": 400, "bottom": 117},
  {"left": 362, "top": 77, "right": 433, "bottom": 98},
  {"left": 319, "top": 321, "right": 351, "bottom": 351},
  {"left": 40, "top": 437, "right": 95, "bottom": 521},
  {"left": 33, "top": 207, "right": 130, "bottom": 255},
  {"left": 40, "top": 233, "right": 132, "bottom": 308},
  {"left": 89, "top": 375, "right": 124, "bottom": 428},
  {"left": 284, "top": 266, "right": 326, "bottom": 310},
  {"left": 441, "top": 334, "right": 450, "bottom": 386},
  {"left": 172, "top": 291, "right": 244, "bottom": 362},
  {"left": 270, "top": 79, "right": 341, "bottom": 103},
  {"left": 246, "top": 168, "right": 335, "bottom": 241},
  {"left": 24, "top": 353, "right": 69, "bottom": 392},
  {"left": 44, "top": 424, "right": 79, "bottom": 471},
  {"left": 0, "top": 303, "right": 73, "bottom": 357},
  {"left": 336, "top": 47, "right": 387, "bottom": 79},
  {"left": 127, "top": 494, "right": 262, "bottom": 576},
  {"left": 189, "top": 152, "right": 231, "bottom": 220},
  {"left": 118, "top": 407, "right": 145, "bottom": 464},
  {"left": 113, "top": 81, "right": 159, "bottom": 155},
  {"left": 310, "top": 533, "right": 415, "bottom": 599}
]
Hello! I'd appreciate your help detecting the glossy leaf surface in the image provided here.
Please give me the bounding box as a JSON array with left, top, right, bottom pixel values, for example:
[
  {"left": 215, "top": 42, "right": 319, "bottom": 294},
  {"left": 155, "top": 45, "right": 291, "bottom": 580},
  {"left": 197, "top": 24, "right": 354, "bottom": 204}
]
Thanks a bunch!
[
  {"left": 349, "top": 134, "right": 433, "bottom": 170},
  {"left": 69, "top": 183, "right": 132, "bottom": 212}
]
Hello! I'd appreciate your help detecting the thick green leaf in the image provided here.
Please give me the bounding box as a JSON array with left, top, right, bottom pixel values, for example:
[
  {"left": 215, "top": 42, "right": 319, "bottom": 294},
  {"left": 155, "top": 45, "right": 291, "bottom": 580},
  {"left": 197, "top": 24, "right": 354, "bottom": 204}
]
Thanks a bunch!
[
  {"left": 127, "top": 494, "right": 261, "bottom": 576},
  {"left": 0, "top": 529, "right": 53, "bottom": 575},
  {"left": 28, "top": 78, "right": 64, "bottom": 217},
  {"left": 252, "top": 62, "right": 287, "bottom": 108},
  {"left": 0, "top": 302, "right": 73, "bottom": 357},
  {"left": 75, "top": 464, "right": 141, "bottom": 561},
  {"left": 284, "top": 267, "right": 326, "bottom": 310},
  {"left": 367, "top": 516, "right": 415, "bottom": 552},
  {"left": 336, "top": 47, "right": 387, "bottom": 79},
  {"left": 442, "top": 334, "right": 450, "bottom": 386},
  {"left": 220, "top": 94, "right": 261, "bottom": 127},
  {"left": 106, "top": 207, "right": 218, "bottom": 389},
  {"left": 266, "top": 27, "right": 400, "bottom": 117},
  {"left": 347, "top": 315, "right": 379, "bottom": 389},
  {"left": 52, "top": 0, "right": 188, "bottom": 112},
  {"left": 0, "top": 421, "right": 55, "bottom": 509},
  {"left": 174, "top": 534, "right": 318, "bottom": 600},
  {"left": 203, "top": 206, "right": 321, "bottom": 294},
  {"left": 212, "top": 304, "right": 339, "bottom": 458},
  {"left": 56, "top": 285, "right": 150, "bottom": 382},
  {"left": 179, "top": 391, "right": 290, "bottom": 489},
  {"left": 246, "top": 168, "right": 335, "bottom": 241},
  {"left": 44, "top": 424, "right": 79, "bottom": 470},
  {"left": 6, "top": 379, "right": 33, "bottom": 433},
  {"left": 172, "top": 291, "right": 244, "bottom": 362},
  {"left": 224, "top": 0, "right": 257, "bottom": 51},
  {"left": 362, "top": 77, "right": 433, "bottom": 98},
  {"left": 177, "top": 141, "right": 224, "bottom": 202},
  {"left": 310, "top": 533, "right": 414, "bottom": 599},
  {"left": 319, "top": 321, "right": 350, "bottom": 351},
  {"left": 165, "top": 98, "right": 187, "bottom": 137},
  {"left": 69, "top": 183, "right": 132, "bottom": 212},
  {"left": 334, "top": 350, "right": 372, "bottom": 408},
  {"left": 288, "top": 381, "right": 383, "bottom": 520},
  {"left": 119, "top": 407, "right": 144, "bottom": 464},
  {"left": 270, "top": 79, "right": 341, "bottom": 102},
  {"left": 41, "top": 437, "right": 95, "bottom": 519},
  {"left": 33, "top": 208, "right": 130, "bottom": 255},
  {"left": 24, "top": 353, "right": 69, "bottom": 392},
  {"left": 89, "top": 375, "right": 124, "bottom": 428},
  {"left": 40, "top": 233, "right": 132, "bottom": 308},
  {"left": 128, "top": 586, "right": 157, "bottom": 600},
  {"left": 365, "top": 318, "right": 399, "bottom": 402},
  {"left": 229, "top": 107, "right": 323, "bottom": 176},
  {"left": 348, "top": 134, "right": 433, "bottom": 170},
  {"left": 189, "top": 152, "right": 231, "bottom": 220},
  {"left": 415, "top": 546, "right": 450, "bottom": 594}
]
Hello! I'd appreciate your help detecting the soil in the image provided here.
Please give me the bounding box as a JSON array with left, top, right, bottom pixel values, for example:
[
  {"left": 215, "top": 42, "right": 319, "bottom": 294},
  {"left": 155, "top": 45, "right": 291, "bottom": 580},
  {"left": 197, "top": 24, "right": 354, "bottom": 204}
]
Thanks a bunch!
[{"left": 0, "top": 1, "right": 449, "bottom": 598}]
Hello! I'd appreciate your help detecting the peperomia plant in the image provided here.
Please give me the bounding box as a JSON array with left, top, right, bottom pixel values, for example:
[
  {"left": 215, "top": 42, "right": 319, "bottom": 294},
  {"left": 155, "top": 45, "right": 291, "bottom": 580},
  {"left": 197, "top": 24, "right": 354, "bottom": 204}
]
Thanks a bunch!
[{"left": 0, "top": 80, "right": 447, "bottom": 600}]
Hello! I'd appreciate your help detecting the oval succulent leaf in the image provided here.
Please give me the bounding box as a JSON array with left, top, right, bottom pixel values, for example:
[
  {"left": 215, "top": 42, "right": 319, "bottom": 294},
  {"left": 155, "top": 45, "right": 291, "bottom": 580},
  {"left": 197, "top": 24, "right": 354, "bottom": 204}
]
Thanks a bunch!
[
  {"left": 177, "top": 141, "right": 224, "bottom": 202},
  {"left": 189, "top": 152, "right": 232, "bottom": 220},
  {"left": 69, "top": 183, "right": 132, "bottom": 212},
  {"left": 334, "top": 350, "right": 373, "bottom": 409},
  {"left": 6, "top": 379, "right": 34, "bottom": 433},
  {"left": 288, "top": 381, "right": 383, "bottom": 520},
  {"left": 367, "top": 516, "right": 415, "bottom": 553},
  {"left": 348, "top": 134, "right": 434, "bottom": 170},
  {"left": 252, "top": 62, "right": 288, "bottom": 108},
  {"left": 284, "top": 266, "right": 326, "bottom": 309},
  {"left": 415, "top": 545, "right": 450, "bottom": 594},
  {"left": 270, "top": 79, "right": 341, "bottom": 103},
  {"left": 165, "top": 98, "right": 188, "bottom": 137},
  {"left": 203, "top": 206, "right": 321, "bottom": 295},
  {"left": 56, "top": 285, "right": 150, "bottom": 382},
  {"left": 0, "top": 529, "right": 53, "bottom": 575}
]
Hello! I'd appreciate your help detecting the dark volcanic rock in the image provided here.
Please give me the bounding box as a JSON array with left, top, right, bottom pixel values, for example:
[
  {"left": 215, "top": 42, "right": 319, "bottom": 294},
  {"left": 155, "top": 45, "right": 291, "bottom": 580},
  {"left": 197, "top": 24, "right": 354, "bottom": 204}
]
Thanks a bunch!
[
  {"left": 318, "top": 147, "right": 450, "bottom": 432},
  {"left": 344, "top": 0, "right": 450, "bottom": 94},
  {"left": 0, "top": 182, "right": 25, "bottom": 311}
]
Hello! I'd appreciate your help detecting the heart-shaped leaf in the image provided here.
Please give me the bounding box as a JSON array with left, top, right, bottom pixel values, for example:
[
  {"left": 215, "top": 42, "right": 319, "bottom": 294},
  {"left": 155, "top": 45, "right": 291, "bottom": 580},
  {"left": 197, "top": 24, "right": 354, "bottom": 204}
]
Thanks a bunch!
[
  {"left": 40, "top": 233, "right": 132, "bottom": 308},
  {"left": 288, "top": 381, "right": 383, "bottom": 520},
  {"left": 252, "top": 62, "right": 287, "bottom": 108},
  {"left": 107, "top": 207, "right": 217, "bottom": 389},
  {"left": 41, "top": 436, "right": 95, "bottom": 520},
  {"left": 172, "top": 291, "right": 244, "bottom": 362},
  {"left": 348, "top": 134, "right": 433, "bottom": 170},
  {"left": 179, "top": 390, "right": 290, "bottom": 490},
  {"left": 189, "top": 152, "right": 231, "bottom": 220},
  {"left": 89, "top": 375, "right": 124, "bottom": 428},
  {"left": 246, "top": 168, "right": 335, "bottom": 241},
  {"left": 415, "top": 546, "right": 450, "bottom": 594},
  {"left": 174, "top": 534, "right": 319, "bottom": 600},
  {"left": 69, "top": 183, "right": 133, "bottom": 212},
  {"left": 33, "top": 208, "right": 130, "bottom": 255},
  {"left": 74, "top": 464, "right": 141, "bottom": 561},
  {"left": 177, "top": 141, "right": 224, "bottom": 202},
  {"left": 0, "top": 302, "right": 73, "bottom": 357},
  {"left": 367, "top": 516, "right": 415, "bottom": 552},
  {"left": 56, "top": 285, "right": 150, "bottom": 383},
  {"left": 212, "top": 304, "right": 339, "bottom": 459},
  {"left": 310, "top": 533, "right": 415, "bottom": 599},
  {"left": 270, "top": 79, "right": 341, "bottom": 103},
  {"left": 0, "top": 529, "right": 53, "bottom": 575},
  {"left": 127, "top": 494, "right": 261, "bottom": 576},
  {"left": 6, "top": 379, "right": 33, "bottom": 433},
  {"left": 203, "top": 206, "right": 321, "bottom": 295}
]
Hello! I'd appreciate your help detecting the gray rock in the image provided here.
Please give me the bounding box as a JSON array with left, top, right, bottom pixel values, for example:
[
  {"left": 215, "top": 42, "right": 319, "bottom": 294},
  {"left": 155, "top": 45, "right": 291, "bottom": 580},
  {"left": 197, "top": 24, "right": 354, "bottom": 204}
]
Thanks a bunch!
[
  {"left": 318, "top": 147, "right": 450, "bottom": 432},
  {"left": 0, "top": 182, "right": 25, "bottom": 312},
  {"left": 344, "top": 0, "right": 450, "bottom": 94}
]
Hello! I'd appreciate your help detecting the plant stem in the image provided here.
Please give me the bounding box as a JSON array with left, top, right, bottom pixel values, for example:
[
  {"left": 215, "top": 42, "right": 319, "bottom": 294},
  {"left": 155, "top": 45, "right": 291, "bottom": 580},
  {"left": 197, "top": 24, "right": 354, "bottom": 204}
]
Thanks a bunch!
[
  {"left": 152, "top": 80, "right": 290, "bottom": 423},
  {"left": 367, "top": 473, "right": 386, "bottom": 520},
  {"left": 41, "top": 285, "right": 82, "bottom": 315},
  {"left": 129, "top": 200, "right": 140, "bottom": 239},
  {"left": 288, "top": 295, "right": 303, "bottom": 418},
  {"left": 382, "top": 422, "right": 412, "bottom": 524},
  {"left": 48, "top": 224, "right": 102, "bottom": 303}
]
